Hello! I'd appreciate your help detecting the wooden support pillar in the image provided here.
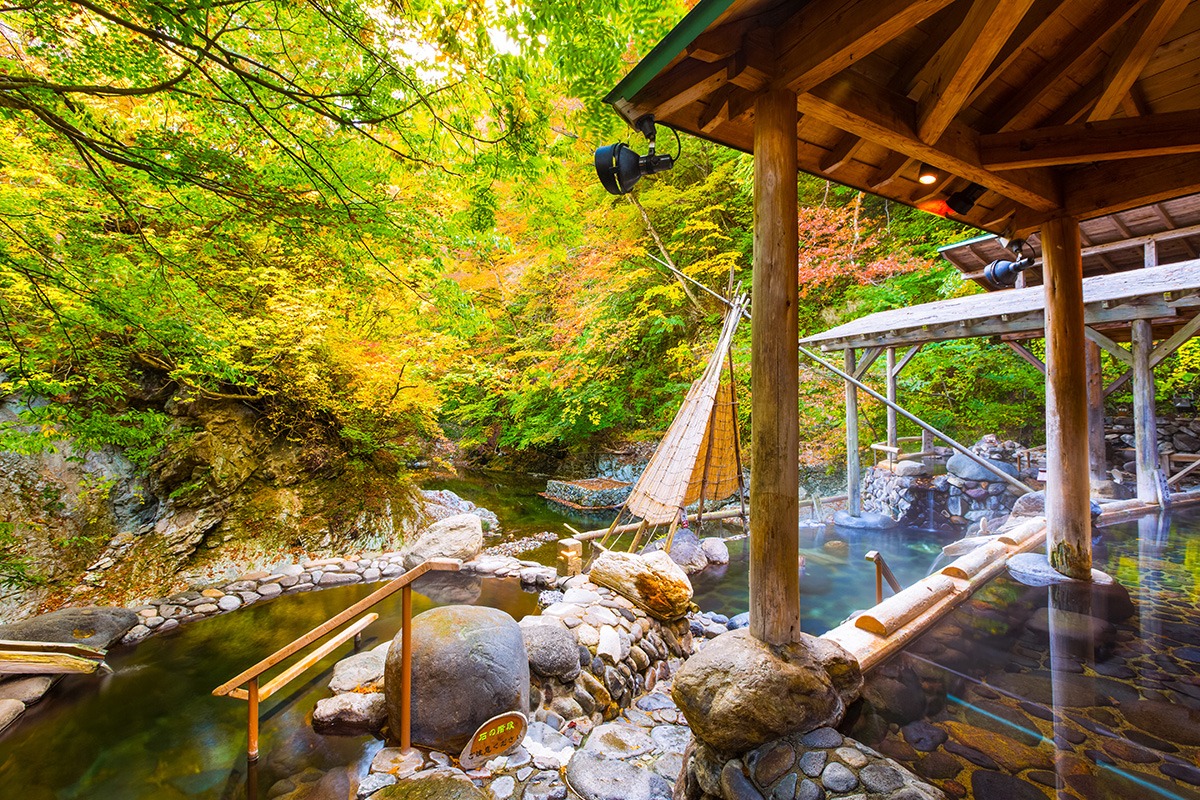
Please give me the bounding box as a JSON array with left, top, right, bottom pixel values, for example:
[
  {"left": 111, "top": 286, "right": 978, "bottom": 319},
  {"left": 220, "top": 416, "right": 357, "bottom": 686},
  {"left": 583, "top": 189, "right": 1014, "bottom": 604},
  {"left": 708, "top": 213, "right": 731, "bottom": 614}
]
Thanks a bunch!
[
  {"left": 886, "top": 347, "right": 898, "bottom": 460},
  {"left": 1086, "top": 340, "right": 1107, "bottom": 483},
  {"left": 845, "top": 348, "right": 862, "bottom": 515},
  {"left": 749, "top": 85, "right": 800, "bottom": 646},
  {"left": 1132, "top": 319, "right": 1160, "bottom": 503},
  {"left": 1042, "top": 217, "right": 1092, "bottom": 580}
]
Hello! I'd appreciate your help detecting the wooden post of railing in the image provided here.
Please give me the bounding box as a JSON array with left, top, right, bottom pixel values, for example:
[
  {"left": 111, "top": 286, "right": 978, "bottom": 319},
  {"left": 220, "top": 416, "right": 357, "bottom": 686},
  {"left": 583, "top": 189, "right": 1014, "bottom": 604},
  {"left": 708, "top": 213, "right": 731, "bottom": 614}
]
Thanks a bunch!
[
  {"left": 865, "top": 550, "right": 902, "bottom": 604},
  {"left": 247, "top": 677, "right": 260, "bottom": 762},
  {"left": 400, "top": 583, "right": 413, "bottom": 752}
]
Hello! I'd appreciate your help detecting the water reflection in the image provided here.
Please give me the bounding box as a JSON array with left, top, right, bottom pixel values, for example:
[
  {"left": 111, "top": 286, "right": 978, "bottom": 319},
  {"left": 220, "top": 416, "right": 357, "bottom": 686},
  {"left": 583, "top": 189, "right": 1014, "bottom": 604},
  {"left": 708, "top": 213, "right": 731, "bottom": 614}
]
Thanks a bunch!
[
  {"left": 0, "top": 574, "right": 536, "bottom": 799},
  {"left": 857, "top": 508, "right": 1200, "bottom": 800}
]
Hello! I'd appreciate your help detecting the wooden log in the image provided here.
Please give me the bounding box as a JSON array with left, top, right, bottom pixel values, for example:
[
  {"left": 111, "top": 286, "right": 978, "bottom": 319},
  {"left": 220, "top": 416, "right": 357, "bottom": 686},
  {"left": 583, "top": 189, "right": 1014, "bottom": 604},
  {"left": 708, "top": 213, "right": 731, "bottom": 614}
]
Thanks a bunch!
[
  {"left": 749, "top": 85, "right": 801, "bottom": 646},
  {"left": 845, "top": 348, "right": 862, "bottom": 515},
  {"left": 940, "top": 539, "right": 1011, "bottom": 580},
  {"left": 1086, "top": 340, "right": 1107, "bottom": 483},
  {"left": 853, "top": 575, "right": 956, "bottom": 636},
  {"left": 1132, "top": 317, "right": 1160, "bottom": 504},
  {"left": 0, "top": 650, "right": 108, "bottom": 675},
  {"left": 1042, "top": 217, "right": 1093, "bottom": 580}
]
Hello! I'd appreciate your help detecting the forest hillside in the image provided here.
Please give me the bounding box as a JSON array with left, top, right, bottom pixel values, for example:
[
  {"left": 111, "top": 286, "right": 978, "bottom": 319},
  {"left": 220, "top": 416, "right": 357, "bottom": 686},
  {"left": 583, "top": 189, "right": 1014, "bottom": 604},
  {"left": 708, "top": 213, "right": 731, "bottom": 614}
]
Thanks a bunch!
[{"left": 0, "top": 0, "right": 1153, "bottom": 612}]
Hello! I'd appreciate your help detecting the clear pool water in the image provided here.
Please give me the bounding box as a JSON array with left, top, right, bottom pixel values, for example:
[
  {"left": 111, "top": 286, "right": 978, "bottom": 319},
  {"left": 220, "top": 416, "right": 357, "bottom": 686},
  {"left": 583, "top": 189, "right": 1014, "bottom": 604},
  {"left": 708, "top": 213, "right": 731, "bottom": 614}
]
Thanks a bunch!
[
  {"left": 860, "top": 507, "right": 1200, "bottom": 800},
  {"left": 0, "top": 471, "right": 962, "bottom": 799}
]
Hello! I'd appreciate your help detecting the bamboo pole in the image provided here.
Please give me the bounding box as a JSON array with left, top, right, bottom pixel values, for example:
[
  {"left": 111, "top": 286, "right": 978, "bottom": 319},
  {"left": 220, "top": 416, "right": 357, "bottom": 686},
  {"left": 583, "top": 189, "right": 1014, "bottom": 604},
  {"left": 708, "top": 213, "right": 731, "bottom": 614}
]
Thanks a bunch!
[
  {"left": 1042, "top": 217, "right": 1092, "bottom": 580},
  {"left": 728, "top": 355, "right": 748, "bottom": 528},
  {"left": 695, "top": 389, "right": 721, "bottom": 532},
  {"left": 749, "top": 85, "right": 801, "bottom": 646}
]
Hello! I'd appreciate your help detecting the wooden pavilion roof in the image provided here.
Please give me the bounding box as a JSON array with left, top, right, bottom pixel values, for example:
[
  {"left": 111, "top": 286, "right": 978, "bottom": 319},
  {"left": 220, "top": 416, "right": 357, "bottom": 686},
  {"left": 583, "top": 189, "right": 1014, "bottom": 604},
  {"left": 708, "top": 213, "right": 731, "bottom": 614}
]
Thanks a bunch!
[
  {"left": 939, "top": 194, "right": 1200, "bottom": 288},
  {"left": 799, "top": 260, "right": 1200, "bottom": 350},
  {"left": 605, "top": 0, "right": 1200, "bottom": 237}
]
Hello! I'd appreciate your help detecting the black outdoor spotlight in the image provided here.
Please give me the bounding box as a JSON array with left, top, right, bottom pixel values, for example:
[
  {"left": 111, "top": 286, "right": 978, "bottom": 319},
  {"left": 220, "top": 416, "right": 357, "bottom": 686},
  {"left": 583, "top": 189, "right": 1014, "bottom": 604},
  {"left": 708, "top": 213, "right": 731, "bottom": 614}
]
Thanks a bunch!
[
  {"left": 946, "top": 182, "right": 986, "bottom": 215},
  {"left": 983, "top": 238, "right": 1036, "bottom": 288},
  {"left": 594, "top": 115, "right": 675, "bottom": 195}
]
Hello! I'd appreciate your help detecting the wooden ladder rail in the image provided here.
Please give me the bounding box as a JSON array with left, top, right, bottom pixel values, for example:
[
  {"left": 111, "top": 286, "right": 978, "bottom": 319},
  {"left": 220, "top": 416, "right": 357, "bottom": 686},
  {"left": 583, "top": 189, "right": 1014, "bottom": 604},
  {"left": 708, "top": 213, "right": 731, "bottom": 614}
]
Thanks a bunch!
[
  {"left": 212, "top": 558, "right": 461, "bottom": 761},
  {"left": 864, "top": 550, "right": 903, "bottom": 605}
]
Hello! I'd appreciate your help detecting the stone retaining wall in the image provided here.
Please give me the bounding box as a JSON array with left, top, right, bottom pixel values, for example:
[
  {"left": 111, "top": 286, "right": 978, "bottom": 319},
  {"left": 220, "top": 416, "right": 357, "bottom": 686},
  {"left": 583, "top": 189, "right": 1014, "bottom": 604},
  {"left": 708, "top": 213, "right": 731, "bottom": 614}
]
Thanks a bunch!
[
  {"left": 523, "top": 577, "right": 693, "bottom": 725},
  {"left": 861, "top": 469, "right": 1025, "bottom": 530},
  {"left": 121, "top": 550, "right": 563, "bottom": 646}
]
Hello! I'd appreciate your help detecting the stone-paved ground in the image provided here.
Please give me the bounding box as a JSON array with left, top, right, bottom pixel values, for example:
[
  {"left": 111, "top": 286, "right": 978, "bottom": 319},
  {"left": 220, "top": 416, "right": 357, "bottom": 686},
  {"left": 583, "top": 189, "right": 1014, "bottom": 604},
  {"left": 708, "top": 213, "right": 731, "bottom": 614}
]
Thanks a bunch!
[{"left": 854, "top": 512, "right": 1200, "bottom": 800}]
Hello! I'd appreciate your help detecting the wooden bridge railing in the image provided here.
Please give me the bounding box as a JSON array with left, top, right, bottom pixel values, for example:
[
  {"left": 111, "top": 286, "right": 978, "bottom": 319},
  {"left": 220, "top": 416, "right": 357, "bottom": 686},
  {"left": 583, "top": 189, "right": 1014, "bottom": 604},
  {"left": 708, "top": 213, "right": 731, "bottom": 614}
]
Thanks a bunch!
[{"left": 213, "top": 557, "right": 461, "bottom": 761}]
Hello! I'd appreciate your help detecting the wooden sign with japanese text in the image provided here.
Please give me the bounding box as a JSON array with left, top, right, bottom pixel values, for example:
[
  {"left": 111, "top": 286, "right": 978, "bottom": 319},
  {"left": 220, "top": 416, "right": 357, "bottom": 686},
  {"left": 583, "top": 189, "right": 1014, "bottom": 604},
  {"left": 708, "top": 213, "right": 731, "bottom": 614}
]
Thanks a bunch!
[{"left": 458, "top": 711, "right": 527, "bottom": 769}]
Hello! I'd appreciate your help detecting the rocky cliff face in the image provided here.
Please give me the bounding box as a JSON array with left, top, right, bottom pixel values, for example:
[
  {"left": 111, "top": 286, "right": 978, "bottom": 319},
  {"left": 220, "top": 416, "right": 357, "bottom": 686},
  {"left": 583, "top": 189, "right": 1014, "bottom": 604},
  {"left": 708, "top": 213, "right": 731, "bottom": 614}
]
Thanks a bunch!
[{"left": 0, "top": 391, "right": 423, "bottom": 621}]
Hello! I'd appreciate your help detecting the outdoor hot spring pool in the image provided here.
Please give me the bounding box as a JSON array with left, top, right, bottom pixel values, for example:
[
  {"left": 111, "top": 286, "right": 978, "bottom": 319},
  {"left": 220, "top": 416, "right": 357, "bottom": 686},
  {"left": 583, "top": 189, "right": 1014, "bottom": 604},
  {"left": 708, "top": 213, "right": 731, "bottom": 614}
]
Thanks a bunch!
[{"left": 0, "top": 472, "right": 962, "bottom": 799}]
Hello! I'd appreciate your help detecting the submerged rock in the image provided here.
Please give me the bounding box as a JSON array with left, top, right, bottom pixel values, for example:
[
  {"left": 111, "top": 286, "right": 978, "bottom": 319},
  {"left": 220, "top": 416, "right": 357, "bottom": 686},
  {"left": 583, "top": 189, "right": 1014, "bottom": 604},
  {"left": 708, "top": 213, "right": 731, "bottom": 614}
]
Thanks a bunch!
[
  {"left": 566, "top": 749, "right": 672, "bottom": 800},
  {"left": 373, "top": 771, "right": 486, "bottom": 800},
  {"left": 832, "top": 510, "right": 897, "bottom": 530},
  {"left": 386, "top": 605, "right": 528, "bottom": 752}
]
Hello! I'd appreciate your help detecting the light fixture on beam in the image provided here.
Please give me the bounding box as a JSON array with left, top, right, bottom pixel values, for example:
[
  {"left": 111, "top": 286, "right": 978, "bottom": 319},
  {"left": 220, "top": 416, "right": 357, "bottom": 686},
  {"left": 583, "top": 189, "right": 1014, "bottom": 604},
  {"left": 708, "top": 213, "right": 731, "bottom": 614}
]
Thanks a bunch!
[
  {"left": 917, "top": 163, "right": 939, "bottom": 185},
  {"left": 983, "top": 239, "right": 1035, "bottom": 288},
  {"left": 594, "top": 115, "right": 676, "bottom": 195},
  {"left": 946, "top": 182, "right": 986, "bottom": 215}
]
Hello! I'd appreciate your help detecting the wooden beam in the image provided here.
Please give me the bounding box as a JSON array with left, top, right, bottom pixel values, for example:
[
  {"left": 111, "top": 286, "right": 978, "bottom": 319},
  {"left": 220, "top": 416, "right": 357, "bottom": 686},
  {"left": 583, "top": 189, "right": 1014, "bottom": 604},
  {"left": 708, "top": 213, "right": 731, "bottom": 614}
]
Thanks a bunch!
[
  {"left": 1151, "top": 311, "right": 1200, "bottom": 367},
  {"left": 1089, "top": 0, "right": 1191, "bottom": 122},
  {"left": 1104, "top": 368, "right": 1133, "bottom": 399},
  {"left": 630, "top": 57, "right": 730, "bottom": 120},
  {"left": 892, "top": 344, "right": 923, "bottom": 376},
  {"left": 1065, "top": 153, "right": 1200, "bottom": 221},
  {"left": 981, "top": 110, "right": 1200, "bottom": 169},
  {"left": 853, "top": 345, "right": 883, "bottom": 379},
  {"left": 868, "top": 152, "right": 913, "bottom": 190},
  {"left": 1132, "top": 318, "right": 1160, "bottom": 502},
  {"left": 778, "top": 0, "right": 957, "bottom": 95},
  {"left": 1086, "top": 340, "right": 1108, "bottom": 483},
  {"left": 915, "top": 0, "right": 1037, "bottom": 145},
  {"left": 1006, "top": 340, "right": 1046, "bottom": 374},
  {"left": 1042, "top": 216, "right": 1093, "bottom": 579},
  {"left": 728, "top": 28, "right": 774, "bottom": 92},
  {"left": 845, "top": 348, "right": 862, "bottom": 517},
  {"left": 986, "top": 1, "right": 1148, "bottom": 133},
  {"left": 964, "top": 0, "right": 1074, "bottom": 106},
  {"left": 820, "top": 133, "right": 863, "bottom": 173},
  {"left": 797, "top": 73, "right": 1062, "bottom": 212},
  {"left": 886, "top": 347, "right": 898, "bottom": 453},
  {"left": 1084, "top": 326, "right": 1133, "bottom": 366},
  {"left": 749, "top": 86, "right": 801, "bottom": 646}
]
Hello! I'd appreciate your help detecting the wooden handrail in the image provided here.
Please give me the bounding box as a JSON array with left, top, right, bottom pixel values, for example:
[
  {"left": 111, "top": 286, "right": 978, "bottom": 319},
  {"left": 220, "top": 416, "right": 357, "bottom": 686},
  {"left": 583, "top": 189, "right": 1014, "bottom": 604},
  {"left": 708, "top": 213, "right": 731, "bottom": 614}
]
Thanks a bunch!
[
  {"left": 864, "top": 550, "right": 903, "bottom": 604},
  {"left": 213, "top": 557, "right": 461, "bottom": 762},
  {"left": 213, "top": 558, "right": 458, "bottom": 697}
]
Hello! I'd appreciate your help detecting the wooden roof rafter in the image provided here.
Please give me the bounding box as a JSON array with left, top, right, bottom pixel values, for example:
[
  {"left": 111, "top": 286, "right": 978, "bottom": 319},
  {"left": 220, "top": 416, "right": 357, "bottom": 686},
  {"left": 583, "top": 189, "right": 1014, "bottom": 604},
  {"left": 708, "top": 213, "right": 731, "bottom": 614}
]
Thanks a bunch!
[{"left": 605, "top": 0, "right": 1200, "bottom": 237}]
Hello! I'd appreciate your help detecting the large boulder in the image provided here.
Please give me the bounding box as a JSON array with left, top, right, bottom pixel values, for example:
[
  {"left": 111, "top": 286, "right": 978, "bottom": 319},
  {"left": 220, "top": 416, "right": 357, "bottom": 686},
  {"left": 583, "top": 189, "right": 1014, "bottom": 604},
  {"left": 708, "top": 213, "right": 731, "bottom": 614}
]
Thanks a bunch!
[
  {"left": 589, "top": 550, "right": 693, "bottom": 621},
  {"left": 671, "top": 629, "right": 860, "bottom": 754},
  {"left": 402, "top": 513, "right": 483, "bottom": 569},
  {"left": 700, "top": 537, "right": 729, "bottom": 565},
  {"left": 385, "top": 606, "right": 528, "bottom": 752},
  {"left": 643, "top": 529, "right": 708, "bottom": 574},
  {"left": 1010, "top": 491, "right": 1044, "bottom": 517},
  {"left": 0, "top": 606, "right": 137, "bottom": 649},
  {"left": 946, "top": 454, "right": 1018, "bottom": 482},
  {"left": 312, "top": 692, "right": 386, "bottom": 735},
  {"left": 520, "top": 620, "right": 581, "bottom": 681}
]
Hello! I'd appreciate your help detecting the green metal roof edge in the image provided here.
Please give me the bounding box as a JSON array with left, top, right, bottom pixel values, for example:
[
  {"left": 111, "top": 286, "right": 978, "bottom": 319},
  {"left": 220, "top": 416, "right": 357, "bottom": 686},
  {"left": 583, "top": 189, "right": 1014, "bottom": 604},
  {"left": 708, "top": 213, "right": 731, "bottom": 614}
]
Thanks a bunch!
[
  {"left": 937, "top": 233, "right": 997, "bottom": 255},
  {"left": 604, "top": 0, "right": 737, "bottom": 108}
]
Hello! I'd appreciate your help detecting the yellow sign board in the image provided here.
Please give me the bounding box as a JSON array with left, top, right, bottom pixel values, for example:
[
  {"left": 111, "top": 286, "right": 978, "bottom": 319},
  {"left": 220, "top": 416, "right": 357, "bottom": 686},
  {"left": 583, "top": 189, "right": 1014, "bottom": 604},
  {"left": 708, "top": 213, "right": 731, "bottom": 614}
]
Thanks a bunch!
[{"left": 458, "top": 711, "right": 528, "bottom": 769}]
